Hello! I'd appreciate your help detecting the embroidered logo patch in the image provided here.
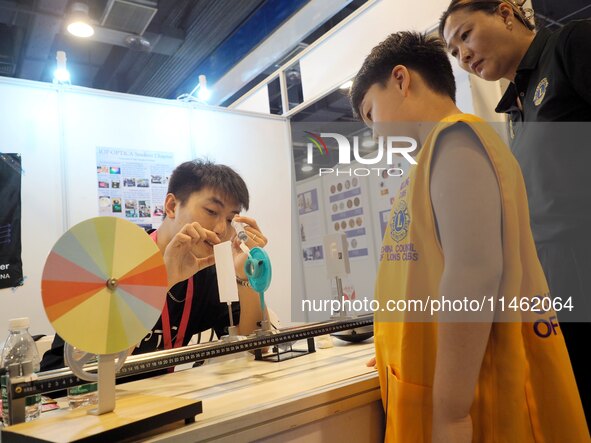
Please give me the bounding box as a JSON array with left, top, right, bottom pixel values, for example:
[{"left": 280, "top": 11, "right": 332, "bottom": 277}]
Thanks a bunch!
[
  {"left": 533, "top": 78, "right": 548, "bottom": 106},
  {"left": 390, "top": 199, "right": 410, "bottom": 243}
]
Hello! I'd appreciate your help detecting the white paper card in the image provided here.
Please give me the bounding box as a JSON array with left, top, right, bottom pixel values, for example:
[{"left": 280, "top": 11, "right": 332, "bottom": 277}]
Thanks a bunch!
[{"left": 214, "top": 241, "right": 239, "bottom": 303}]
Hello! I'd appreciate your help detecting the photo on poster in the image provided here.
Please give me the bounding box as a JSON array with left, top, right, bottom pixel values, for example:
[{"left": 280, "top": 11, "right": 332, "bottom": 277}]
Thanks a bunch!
[
  {"left": 125, "top": 199, "right": 137, "bottom": 218},
  {"left": 112, "top": 198, "right": 122, "bottom": 213},
  {"left": 98, "top": 196, "right": 111, "bottom": 214},
  {"left": 303, "top": 245, "right": 323, "bottom": 262},
  {"left": 297, "top": 189, "right": 319, "bottom": 215},
  {"left": 153, "top": 205, "right": 164, "bottom": 216},
  {"left": 138, "top": 200, "right": 151, "bottom": 218}
]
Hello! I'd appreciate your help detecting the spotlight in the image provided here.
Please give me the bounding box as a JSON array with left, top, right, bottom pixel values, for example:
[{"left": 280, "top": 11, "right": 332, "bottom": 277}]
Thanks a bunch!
[
  {"left": 53, "top": 51, "right": 71, "bottom": 84},
  {"left": 67, "top": 2, "right": 94, "bottom": 38},
  {"left": 197, "top": 75, "right": 210, "bottom": 102},
  {"left": 176, "top": 74, "right": 212, "bottom": 103}
]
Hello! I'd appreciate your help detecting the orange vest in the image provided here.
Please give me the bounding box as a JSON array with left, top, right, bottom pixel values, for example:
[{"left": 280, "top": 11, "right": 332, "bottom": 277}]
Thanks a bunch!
[{"left": 374, "top": 114, "right": 589, "bottom": 442}]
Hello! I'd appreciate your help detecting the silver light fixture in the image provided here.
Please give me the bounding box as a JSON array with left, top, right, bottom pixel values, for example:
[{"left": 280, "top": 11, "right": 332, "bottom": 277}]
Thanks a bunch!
[{"left": 67, "top": 2, "right": 95, "bottom": 38}]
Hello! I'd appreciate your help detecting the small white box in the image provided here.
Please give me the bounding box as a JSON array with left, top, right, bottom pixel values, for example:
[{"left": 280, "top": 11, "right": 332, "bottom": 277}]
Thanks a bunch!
[{"left": 323, "top": 233, "right": 350, "bottom": 279}]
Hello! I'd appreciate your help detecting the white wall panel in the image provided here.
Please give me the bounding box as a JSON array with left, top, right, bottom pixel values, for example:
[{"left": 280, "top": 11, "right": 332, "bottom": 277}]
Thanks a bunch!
[
  {"left": 299, "top": 0, "right": 451, "bottom": 103},
  {"left": 233, "top": 85, "right": 270, "bottom": 115},
  {"left": 0, "top": 80, "right": 62, "bottom": 335},
  {"left": 453, "top": 59, "right": 474, "bottom": 114},
  {"left": 60, "top": 90, "right": 193, "bottom": 227}
]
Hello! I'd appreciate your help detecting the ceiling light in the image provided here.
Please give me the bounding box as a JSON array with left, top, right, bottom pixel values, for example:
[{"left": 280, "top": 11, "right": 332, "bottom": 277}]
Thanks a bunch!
[
  {"left": 340, "top": 80, "right": 353, "bottom": 90},
  {"left": 177, "top": 74, "right": 212, "bottom": 103},
  {"left": 53, "top": 51, "right": 71, "bottom": 84},
  {"left": 301, "top": 164, "right": 313, "bottom": 172},
  {"left": 67, "top": 2, "right": 94, "bottom": 38},
  {"left": 197, "top": 75, "right": 211, "bottom": 101}
]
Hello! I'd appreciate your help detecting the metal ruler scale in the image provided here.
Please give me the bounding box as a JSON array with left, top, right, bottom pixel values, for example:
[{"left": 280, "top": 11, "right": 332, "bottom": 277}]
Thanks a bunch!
[{"left": 9, "top": 316, "right": 373, "bottom": 400}]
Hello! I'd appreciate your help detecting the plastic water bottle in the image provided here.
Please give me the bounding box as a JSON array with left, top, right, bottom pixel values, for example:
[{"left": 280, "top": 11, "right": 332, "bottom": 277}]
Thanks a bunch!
[
  {"left": 0, "top": 317, "right": 42, "bottom": 426},
  {"left": 65, "top": 345, "right": 98, "bottom": 409},
  {"left": 67, "top": 383, "right": 98, "bottom": 409}
]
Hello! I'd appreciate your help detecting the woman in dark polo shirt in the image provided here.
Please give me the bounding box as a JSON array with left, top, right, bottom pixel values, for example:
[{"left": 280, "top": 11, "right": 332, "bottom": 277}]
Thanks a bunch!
[{"left": 440, "top": 0, "right": 591, "bottom": 428}]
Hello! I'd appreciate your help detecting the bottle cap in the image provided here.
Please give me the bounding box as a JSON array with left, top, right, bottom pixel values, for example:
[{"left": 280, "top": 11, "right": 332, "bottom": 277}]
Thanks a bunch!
[{"left": 8, "top": 317, "right": 30, "bottom": 330}]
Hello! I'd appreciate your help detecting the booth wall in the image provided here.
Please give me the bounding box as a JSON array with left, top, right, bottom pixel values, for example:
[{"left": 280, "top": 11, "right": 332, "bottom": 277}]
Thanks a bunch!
[
  {"left": 0, "top": 80, "right": 63, "bottom": 336},
  {"left": 299, "top": 0, "right": 452, "bottom": 103},
  {"left": 0, "top": 78, "right": 292, "bottom": 336}
]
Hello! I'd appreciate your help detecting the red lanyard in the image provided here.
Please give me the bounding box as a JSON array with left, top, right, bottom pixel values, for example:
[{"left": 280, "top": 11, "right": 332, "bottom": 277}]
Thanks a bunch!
[{"left": 150, "top": 230, "right": 194, "bottom": 351}]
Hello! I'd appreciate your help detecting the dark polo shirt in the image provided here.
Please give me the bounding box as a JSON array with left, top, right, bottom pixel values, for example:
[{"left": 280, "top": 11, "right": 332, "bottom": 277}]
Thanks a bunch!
[{"left": 496, "top": 20, "right": 591, "bottom": 243}]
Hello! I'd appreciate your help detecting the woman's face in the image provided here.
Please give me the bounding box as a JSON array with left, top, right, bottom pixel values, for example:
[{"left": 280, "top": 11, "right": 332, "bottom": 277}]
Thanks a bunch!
[{"left": 443, "top": 8, "right": 520, "bottom": 81}]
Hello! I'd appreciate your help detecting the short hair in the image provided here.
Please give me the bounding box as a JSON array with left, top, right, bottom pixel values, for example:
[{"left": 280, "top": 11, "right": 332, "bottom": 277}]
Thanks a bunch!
[
  {"left": 350, "top": 32, "right": 456, "bottom": 119},
  {"left": 439, "top": 0, "right": 535, "bottom": 37},
  {"left": 167, "top": 159, "right": 249, "bottom": 211}
]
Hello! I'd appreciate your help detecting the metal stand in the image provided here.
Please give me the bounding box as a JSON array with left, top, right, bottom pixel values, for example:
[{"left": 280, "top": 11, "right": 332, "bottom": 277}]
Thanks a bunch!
[
  {"left": 254, "top": 337, "right": 316, "bottom": 362},
  {"left": 221, "top": 325, "right": 240, "bottom": 343},
  {"left": 88, "top": 354, "right": 116, "bottom": 415},
  {"left": 330, "top": 276, "right": 351, "bottom": 320},
  {"left": 329, "top": 278, "right": 373, "bottom": 343}
]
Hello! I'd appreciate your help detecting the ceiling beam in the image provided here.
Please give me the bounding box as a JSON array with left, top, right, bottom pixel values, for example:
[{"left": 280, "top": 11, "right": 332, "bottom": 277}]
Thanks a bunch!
[{"left": 210, "top": 0, "right": 354, "bottom": 106}]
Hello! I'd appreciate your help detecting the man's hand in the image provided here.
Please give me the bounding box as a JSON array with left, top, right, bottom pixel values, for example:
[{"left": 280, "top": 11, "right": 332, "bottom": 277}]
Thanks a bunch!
[
  {"left": 163, "top": 222, "right": 220, "bottom": 288},
  {"left": 231, "top": 215, "right": 267, "bottom": 279}
]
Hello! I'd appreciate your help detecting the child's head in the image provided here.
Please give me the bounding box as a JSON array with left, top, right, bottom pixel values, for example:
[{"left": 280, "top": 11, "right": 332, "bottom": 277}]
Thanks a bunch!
[{"left": 350, "top": 31, "right": 456, "bottom": 126}]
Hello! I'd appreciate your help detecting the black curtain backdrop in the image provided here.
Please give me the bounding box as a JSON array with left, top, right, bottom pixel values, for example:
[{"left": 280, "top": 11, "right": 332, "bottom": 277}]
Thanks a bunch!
[{"left": 0, "top": 153, "right": 23, "bottom": 289}]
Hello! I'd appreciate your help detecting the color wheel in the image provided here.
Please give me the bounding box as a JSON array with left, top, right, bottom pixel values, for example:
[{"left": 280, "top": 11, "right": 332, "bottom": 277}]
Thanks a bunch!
[{"left": 41, "top": 217, "right": 168, "bottom": 355}]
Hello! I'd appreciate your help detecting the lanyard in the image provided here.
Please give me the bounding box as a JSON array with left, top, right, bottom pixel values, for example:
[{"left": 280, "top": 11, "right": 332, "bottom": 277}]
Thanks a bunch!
[{"left": 149, "top": 230, "right": 195, "bottom": 351}]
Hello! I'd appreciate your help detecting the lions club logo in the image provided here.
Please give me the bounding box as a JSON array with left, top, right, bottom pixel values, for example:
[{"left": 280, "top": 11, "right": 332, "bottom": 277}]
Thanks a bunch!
[
  {"left": 533, "top": 78, "right": 548, "bottom": 106},
  {"left": 390, "top": 199, "right": 410, "bottom": 243}
]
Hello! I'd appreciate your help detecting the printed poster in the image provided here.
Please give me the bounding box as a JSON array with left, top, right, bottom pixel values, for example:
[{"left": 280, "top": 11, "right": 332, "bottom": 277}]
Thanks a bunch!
[
  {"left": 96, "top": 147, "right": 175, "bottom": 230},
  {"left": 0, "top": 153, "right": 23, "bottom": 289},
  {"left": 297, "top": 187, "right": 325, "bottom": 264}
]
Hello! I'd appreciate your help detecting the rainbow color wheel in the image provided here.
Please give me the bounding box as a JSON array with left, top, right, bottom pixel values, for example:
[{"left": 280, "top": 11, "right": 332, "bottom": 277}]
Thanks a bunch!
[{"left": 41, "top": 217, "right": 168, "bottom": 355}]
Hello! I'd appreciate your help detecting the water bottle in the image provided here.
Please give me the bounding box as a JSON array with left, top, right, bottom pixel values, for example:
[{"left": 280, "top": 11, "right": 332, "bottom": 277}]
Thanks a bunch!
[
  {"left": 65, "top": 344, "right": 98, "bottom": 409},
  {"left": 0, "top": 317, "right": 42, "bottom": 426},
  {"left": 67, "top": 383, "right": 98, "bottom": 409}
]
